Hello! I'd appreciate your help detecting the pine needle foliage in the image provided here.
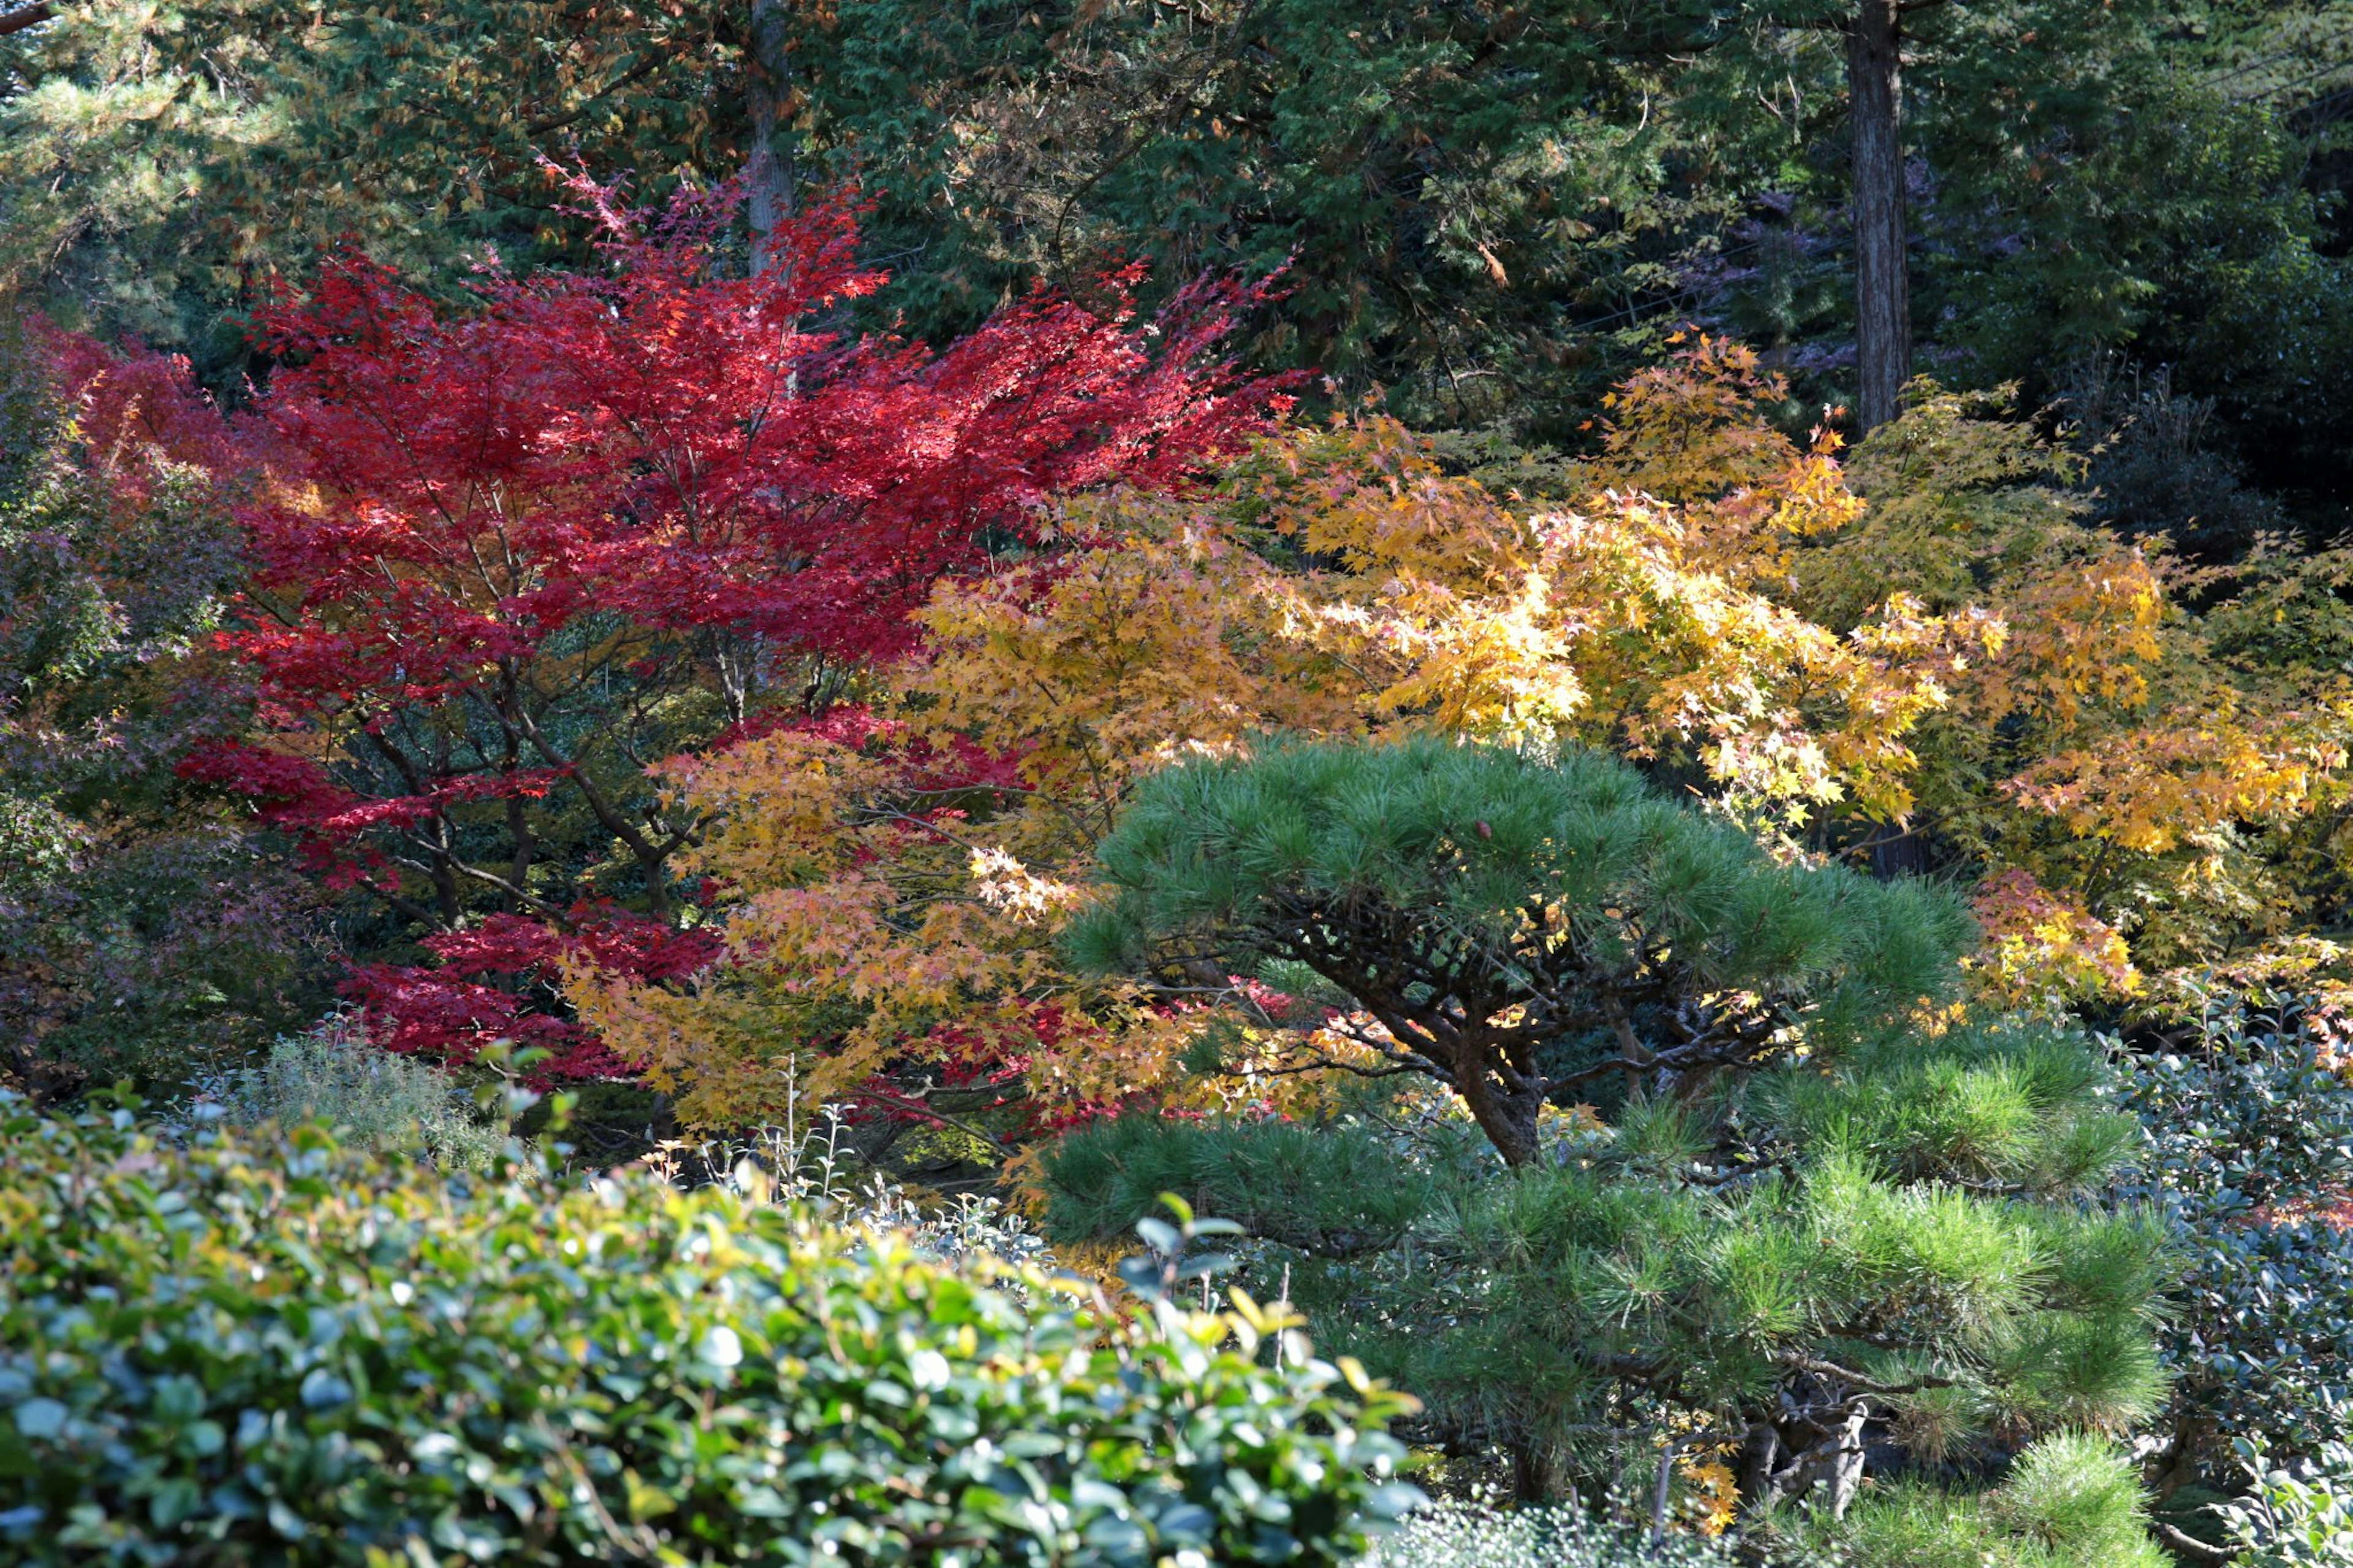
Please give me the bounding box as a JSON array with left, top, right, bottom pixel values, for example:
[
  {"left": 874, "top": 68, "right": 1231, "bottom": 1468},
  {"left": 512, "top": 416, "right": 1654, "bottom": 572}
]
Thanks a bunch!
[
  {"left": 1051, "top": 738, "right": 2170, "bottom": 1531},
  {"left": 1069, "top": 736, "right": 1974, "bottom": 1165}
]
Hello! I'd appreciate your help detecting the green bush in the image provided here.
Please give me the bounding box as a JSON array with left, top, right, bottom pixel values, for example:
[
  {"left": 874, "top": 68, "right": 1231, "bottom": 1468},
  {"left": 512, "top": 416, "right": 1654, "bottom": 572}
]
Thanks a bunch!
[
  {"left": 0, "top": 1093, "right": 1420, "bottom": 1566},
  {"left": 1358, "top": 1499, "right": 1741, "bottom": 1567},
  {"left": 1828, "top": 1434, "right": 2163, "bottom": 1568},
  {"left": 2218, "top": 1439, "right": 2353, "bottom": 1566},
  {"left": 180, "top": 1015, "right": 507, "bottom": 1171},
  {"left": 2115, "top": 992, "right": 2353, "bottom": 1472}
]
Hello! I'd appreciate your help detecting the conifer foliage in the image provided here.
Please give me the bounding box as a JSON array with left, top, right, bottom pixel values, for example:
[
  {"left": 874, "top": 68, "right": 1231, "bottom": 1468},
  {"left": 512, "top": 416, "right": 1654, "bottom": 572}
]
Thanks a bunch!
[
  {"left": 1067, "top": 737, "right": 1973, "bottom": 1166},
  {"left": 1052, "top": 738, "right": 2169, "bottom": 1525}
]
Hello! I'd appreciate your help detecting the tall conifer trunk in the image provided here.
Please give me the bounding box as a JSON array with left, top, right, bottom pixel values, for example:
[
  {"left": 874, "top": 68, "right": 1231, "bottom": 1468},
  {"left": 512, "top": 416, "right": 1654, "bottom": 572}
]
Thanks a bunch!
[
  {"left": 746, "top": 0, "right": 795, "bottom": 274},
  {"left": 1847, "top": 0, "right": 1909, "bottom": 433}
]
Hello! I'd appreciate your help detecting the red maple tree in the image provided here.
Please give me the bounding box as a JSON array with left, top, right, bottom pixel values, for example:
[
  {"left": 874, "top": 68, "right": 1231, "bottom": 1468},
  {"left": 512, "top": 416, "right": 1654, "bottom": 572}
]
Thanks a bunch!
[{"left": 186, "top": 172, "right": 1281, "bottom": 1072}]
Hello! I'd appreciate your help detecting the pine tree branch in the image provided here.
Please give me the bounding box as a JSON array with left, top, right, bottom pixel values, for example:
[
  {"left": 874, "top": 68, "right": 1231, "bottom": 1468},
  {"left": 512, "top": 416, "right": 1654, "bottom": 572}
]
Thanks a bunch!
[
  {"left": 0, "top": 4, "right": 51, "bottom": 40},
  {"left": 2150, "top": 1521, "right": 2234, "bottom": 1564}
]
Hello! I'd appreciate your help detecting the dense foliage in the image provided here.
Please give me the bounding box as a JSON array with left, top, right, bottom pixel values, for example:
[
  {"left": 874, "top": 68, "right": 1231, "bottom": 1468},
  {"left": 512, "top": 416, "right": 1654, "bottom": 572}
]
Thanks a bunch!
[
  {"left": 591, "top": 349, "right": 2353, "bottom": 1157},
  {"left": 1046, "top": 740, "right": 2167, "bottom": 1535},
  {"left": 173, "top": 173, "right": 1273, "bottom": 1079},
  {"left": 0, "top": 1092, "right": 1420, "bottom": 1565},
  {"left": 2117, "top": 994, "right": 2353, "bottom": 1488},
  {"left": 13, "top": 1, "right": 2352, "bottom": 502},
  {"left": 10, "top": 1, "right": 2353, "bottom": 1558},
  {"left": 0, "top": 318, "right": 321, "bottom": 1096}
]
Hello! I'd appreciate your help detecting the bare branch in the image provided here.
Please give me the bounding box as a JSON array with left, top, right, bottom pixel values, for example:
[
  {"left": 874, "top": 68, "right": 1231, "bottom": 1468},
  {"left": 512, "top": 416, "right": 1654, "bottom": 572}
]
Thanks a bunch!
[{"left": 0, "top": 3, "right": 52, "bottom": 40}]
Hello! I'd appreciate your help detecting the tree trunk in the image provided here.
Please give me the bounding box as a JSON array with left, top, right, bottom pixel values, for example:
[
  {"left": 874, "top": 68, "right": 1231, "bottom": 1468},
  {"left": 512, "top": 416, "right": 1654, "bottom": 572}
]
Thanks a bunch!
[
  {"left": 1847, "top": 0, "right": 1910, "bottom": 433},
  {"left": 1457, "top": 1049, "right": 1545, "bottom": 1167},
  {"left": 1863, "top": 817, "right": 1924, "bottom": 879},
  {"left": 745, "top": 0, "right": 795, "bottom": 274},
  {"left": 1509, "top": 1433, "right": 1571, "bottom": 1501},
  {"left": 1738, "top": 1387, "right": 1870, "bottom": 1520}
]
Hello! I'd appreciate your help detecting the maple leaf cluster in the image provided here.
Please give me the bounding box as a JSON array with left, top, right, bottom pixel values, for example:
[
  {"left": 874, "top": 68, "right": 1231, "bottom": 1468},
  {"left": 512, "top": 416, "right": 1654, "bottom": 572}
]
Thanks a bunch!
[
  {"left": 157, "top": 172, "right": 1281, "bottom": 1074},
  {"left": 577, "top": 335, "right": 2353, "bottom": 1149}
]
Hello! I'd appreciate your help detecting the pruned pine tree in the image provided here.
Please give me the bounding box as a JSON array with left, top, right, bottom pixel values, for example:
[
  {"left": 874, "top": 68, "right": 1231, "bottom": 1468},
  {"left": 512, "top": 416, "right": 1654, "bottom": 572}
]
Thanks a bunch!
[
  {"left": 1056, "top": 738, "right": 2169, "bottom": 1523},
  {"left": 1067, "top": 736, "right": 1972, "bottom": 1168}
]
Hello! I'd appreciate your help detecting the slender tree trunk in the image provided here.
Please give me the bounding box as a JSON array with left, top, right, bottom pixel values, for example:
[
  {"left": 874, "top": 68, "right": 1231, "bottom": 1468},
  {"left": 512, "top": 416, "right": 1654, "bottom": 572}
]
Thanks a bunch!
[
  {"left": 746, "top": 0, "right": 796, "bottom": 273},
  {"left": 1847, "top": 0, "right": 1910, "bottom": 433}
]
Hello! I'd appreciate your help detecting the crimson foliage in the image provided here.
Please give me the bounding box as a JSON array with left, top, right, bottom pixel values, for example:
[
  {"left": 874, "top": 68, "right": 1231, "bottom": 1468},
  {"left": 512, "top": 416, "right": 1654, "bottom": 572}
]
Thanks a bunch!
[{"left": 188, "top": 173, "right": 1279, "bottom": 1074}]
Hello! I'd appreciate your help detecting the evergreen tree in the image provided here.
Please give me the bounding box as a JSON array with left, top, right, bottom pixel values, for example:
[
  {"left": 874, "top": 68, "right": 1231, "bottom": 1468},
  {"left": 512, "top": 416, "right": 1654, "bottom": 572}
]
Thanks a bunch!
[
  {"left": 1053, "top": 738, "right": 2170, "bottom": 1523},
  {"left": 1066, "top": 737, "right": 1975, "bottom": 1167},
  {"left": 0, "top": 1, "right": 734, "bottom": 377}
]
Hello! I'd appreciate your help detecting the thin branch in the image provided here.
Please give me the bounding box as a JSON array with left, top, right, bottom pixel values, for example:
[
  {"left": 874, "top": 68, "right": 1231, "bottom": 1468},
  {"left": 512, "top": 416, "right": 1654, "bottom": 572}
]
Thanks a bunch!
[
  {"left": 1774, "top": 1351, "right": 1956, "bottom": 1396},
  {"left": 853, "top": 1083, "right": 1010, "bottom": 1152},
  {"left": 2150, "top": 1522, "right": 2234, "bottom": 1565},
  {"left": 526, "top": 51, "right": 670, "bottom": 138}
]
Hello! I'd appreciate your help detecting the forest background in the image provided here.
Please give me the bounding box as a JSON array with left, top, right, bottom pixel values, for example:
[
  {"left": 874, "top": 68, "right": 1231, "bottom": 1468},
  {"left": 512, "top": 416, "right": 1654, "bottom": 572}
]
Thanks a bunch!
[
  {"left": 9, "top": 0, "right": 2353, "bottom": 1109},
  {"left": 9, "top": 0, "right": 2353, "bottom": 1550}
]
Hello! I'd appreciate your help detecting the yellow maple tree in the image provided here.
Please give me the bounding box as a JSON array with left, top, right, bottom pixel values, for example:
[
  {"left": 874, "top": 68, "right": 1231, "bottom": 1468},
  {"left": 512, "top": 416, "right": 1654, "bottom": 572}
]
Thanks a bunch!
[{"left": 574, "top": 339, "right": 2353, "bottom": 1135}]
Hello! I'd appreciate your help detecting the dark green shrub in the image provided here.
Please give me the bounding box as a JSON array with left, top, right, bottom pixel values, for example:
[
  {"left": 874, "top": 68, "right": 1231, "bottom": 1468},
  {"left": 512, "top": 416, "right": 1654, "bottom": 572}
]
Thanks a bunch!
[
  {"left": 0, "top": 1094, "right": 1419, "bottom": 1565},
  {"left": 2116, "top": 991, "right": 2353, "bottom": 1482}
]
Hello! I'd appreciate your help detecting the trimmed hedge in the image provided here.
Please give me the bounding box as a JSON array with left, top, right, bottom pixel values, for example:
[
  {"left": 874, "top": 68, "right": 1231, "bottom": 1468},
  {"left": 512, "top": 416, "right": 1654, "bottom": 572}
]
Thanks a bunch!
[{"left": 0, "top": 1094, "right": 1419, "bottom": 1565}]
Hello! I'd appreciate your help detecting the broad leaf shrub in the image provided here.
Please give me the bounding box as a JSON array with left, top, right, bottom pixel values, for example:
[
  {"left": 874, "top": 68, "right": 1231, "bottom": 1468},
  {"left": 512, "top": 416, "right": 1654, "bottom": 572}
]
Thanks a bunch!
[
  {"left": 2115, "top": 991, "right": 2353, "bottom": 1475},
  {"left": 2217, "top": 1439, "right": 2353, "bottom": 1566},
  {"left": 0, "top": 1094, "right": 1420, "bottom": 1566}
]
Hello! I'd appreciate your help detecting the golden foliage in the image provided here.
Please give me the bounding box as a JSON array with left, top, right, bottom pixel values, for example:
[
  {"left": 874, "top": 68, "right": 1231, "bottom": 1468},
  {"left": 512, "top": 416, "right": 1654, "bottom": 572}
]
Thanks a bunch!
[
  {"left": 1964, "top": 869, "right": 2142, "bottom": 1013},
  {"left": 575, "top": 338, "right": 2353, "bottom": 1134}
]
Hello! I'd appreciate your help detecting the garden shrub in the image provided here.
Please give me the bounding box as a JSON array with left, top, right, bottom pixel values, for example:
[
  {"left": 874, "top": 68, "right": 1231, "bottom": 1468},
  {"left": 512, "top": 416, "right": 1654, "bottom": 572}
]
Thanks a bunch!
[
  {"left": 2115, "top": 991, "right": 2353, "bottom": 1475},
  {"left": 2217, "top": 1439, "right": 2353, "bottom": 1566},
  {"left": 179, "top": 1014, "right": 507, "bottom": 1171},
  {"left": 1358, "top": 1499, "right": 1741, "bottom": 1567},
  {"left": 0, "top": 1093, "right": 1420, "bottom": 1566}
]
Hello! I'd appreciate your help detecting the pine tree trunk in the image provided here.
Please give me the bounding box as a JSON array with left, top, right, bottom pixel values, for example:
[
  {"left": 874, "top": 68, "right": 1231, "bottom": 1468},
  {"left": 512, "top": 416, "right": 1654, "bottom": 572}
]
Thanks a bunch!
[
  {"left": 1848, "top": 0, "right": 1909, "bottom": 433},
  {"left": 746, "top": 0, "right": 795, "bottom": 274},
  {"left": 1458, "top": 1053, "right": 1545, "bottom": 1168}
]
